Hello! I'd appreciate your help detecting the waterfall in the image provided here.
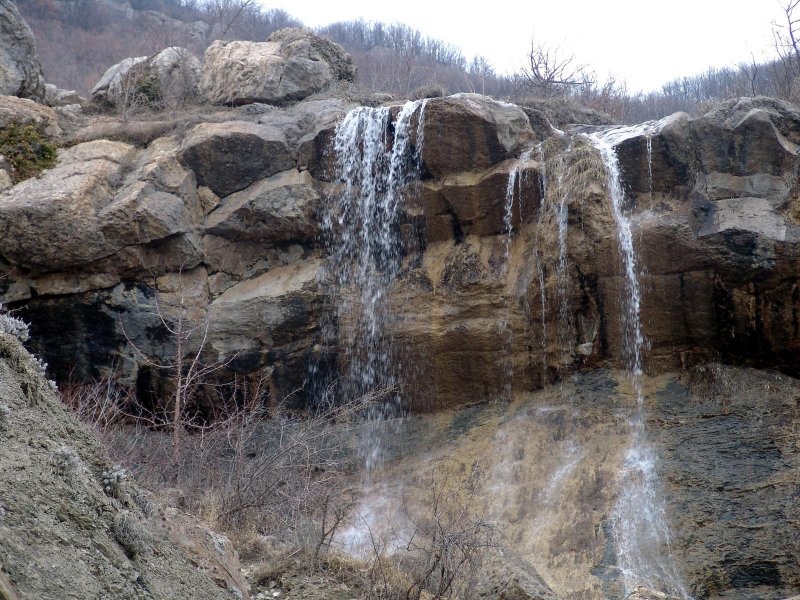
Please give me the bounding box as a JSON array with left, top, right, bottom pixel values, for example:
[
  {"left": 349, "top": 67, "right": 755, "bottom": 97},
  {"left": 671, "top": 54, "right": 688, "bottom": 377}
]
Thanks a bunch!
[
  {"left": 327, "top": 99, "right": 427, "bottom": 471},
  {"left": 588, "top": 127, "right": 691, "bottom": 600}
]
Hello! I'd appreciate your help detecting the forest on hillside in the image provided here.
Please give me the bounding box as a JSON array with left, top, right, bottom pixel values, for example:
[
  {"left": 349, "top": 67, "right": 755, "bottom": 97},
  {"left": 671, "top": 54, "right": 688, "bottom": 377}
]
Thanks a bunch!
[{"left": 17, "top": 0, "right": 800, "bottom": 123}]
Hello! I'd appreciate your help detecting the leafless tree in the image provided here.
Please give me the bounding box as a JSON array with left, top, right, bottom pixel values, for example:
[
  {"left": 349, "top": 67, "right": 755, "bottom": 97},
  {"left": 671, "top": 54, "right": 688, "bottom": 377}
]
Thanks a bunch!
[
  {"left": 774, "top": 0, "right": 800, "bottom": 76},
  {"left": 519, "top": 39, "right": 594, "bottom": 98}
]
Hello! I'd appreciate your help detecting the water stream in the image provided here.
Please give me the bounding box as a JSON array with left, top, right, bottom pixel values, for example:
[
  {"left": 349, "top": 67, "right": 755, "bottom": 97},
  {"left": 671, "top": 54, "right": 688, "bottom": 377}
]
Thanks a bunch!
[
  {"left": 588, "top": 126, "right": 690, "bottom": 599},
  {"left": 327, "top": 99, "right": 428, "bottom": 471}
]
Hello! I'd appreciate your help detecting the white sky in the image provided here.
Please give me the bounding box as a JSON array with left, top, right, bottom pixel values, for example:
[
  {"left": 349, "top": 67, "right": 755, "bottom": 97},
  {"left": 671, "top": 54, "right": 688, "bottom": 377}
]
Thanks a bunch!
[{"left": 258, "top": 0, "right": 782, "bottom": 92}]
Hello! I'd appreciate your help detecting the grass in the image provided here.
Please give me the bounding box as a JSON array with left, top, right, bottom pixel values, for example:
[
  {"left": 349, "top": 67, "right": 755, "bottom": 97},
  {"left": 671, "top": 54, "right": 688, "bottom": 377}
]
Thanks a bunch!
[{"left": 0, "top": 123, "right": 58, "bottom": 183}]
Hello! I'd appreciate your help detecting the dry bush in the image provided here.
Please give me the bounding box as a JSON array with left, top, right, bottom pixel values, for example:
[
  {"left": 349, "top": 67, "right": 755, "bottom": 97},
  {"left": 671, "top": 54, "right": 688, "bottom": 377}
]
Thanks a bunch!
[{"left": 58, "top": 372, "right": 388, "bottom": 560}]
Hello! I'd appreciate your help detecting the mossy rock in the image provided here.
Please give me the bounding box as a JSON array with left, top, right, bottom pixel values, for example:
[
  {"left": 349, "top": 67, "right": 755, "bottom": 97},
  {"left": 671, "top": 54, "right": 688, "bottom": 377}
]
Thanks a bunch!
[{"left": 0, "top": 123, "right": 57, "bottom": 183}]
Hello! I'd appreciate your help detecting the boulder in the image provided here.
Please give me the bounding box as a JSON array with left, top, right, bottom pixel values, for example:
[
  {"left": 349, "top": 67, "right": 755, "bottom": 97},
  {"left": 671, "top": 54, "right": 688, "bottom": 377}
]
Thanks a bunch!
[
  {"left": 90, "top": 55, "right": 148, "bottom": 105},
  {"left": 420, "top": 94, "right": 534, "bottom": 178},
  {"left": 0, "top": 94, "right": 60, "bottom": 137},
  {"left": 198, "top": 27, "right": 356, "bottom": 106},
  {"left": 205, "top": 169, "right": 320, "bottom": 243},
  {"left": 91, "top": 47, "right": 200, "bottom": 108},
  {"left": 476, "top": 548, "right": 560, "bottom": 599},
  {"left": 44, "top": 83, "right": 82, "bottom": 107},
  {"left": 178, "top": 120, "right": 294, "bottom": 198},
  {"left": 0, "top": 0, "right": 44, "bottom": 101},
  {"left": 0, "top": 139, "right": 202, "bottom": 273}
]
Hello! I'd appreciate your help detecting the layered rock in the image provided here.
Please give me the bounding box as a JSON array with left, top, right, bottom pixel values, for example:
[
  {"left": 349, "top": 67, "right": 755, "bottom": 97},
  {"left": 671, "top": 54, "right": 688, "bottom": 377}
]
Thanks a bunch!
[{"left": 198, "top": 28, "right": 356, "bottom": 105}]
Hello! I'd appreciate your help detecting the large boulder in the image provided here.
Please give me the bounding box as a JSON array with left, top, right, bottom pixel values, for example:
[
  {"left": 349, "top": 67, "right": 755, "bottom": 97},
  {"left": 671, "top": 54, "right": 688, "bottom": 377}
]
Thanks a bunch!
[
  {"left": 0, "top": 139, "right": 202, "bottom": 274},
  {"left": 91, "top": 47, "right": 200, "bottom": 108},
  {"left": 420, "top": 94, "right": 534, "bottom": 178},
  {"left": 198, "top": 27, "right": 356, "bottom": 106},
  {"left": 205, "top": 169, "right": 321, "bottom": 243},
  {"left": 0, "top": 0, "right": 44, "bottom": 101},
  {"left": 178, "top": 120, "right": 294, "bottom": 198}
]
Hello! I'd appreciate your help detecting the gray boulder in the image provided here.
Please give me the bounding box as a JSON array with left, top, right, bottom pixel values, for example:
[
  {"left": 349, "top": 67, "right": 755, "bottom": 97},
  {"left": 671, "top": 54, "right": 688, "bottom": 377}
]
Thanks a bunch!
[
  {"left": 0, "top": 0, "right": 44, "bottom": 101},
  {"left": 92, "top": 47, "right": 200, "bottom": 108},
  {"left": 198, "top": 27, "right": 356, "bottom": 106},
  {"left": 177, "top": 120, "right": 294, "bottom": 197}
]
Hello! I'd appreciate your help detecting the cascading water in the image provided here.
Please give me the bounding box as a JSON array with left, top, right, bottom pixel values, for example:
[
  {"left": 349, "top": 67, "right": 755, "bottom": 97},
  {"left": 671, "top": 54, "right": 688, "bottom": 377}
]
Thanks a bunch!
[
  {"left": 327, "top": 99, "right": 428, "bottom": 472},
  {"left": 502, "top": 149, "right": 535, "bottom": 399},
  {"left": 589, "top": 125, "right": 691, "bottom": 600}
]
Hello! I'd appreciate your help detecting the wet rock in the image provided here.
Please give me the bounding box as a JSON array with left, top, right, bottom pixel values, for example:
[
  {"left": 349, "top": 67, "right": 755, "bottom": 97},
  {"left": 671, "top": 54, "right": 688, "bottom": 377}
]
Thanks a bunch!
[{"left": 420, "top": 94, "right": 534, "bottom": 177}]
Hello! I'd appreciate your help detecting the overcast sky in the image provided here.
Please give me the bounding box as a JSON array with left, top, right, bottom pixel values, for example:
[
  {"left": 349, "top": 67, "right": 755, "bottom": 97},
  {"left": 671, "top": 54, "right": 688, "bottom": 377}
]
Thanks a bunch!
[{"left": 258, "top": 0, "right": 782, "bottom": 92}]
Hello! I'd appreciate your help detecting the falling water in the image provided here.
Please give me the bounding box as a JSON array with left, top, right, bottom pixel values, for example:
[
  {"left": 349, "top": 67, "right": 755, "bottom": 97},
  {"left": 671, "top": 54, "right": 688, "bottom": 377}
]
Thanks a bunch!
[
  {"left": 588, "top": 127, "right": 691, "bottom": 599},
  {"left": 553, "top": 141, "right": 574, "bottom": 348},
  {"left": 327, "top": 99, "right": 428, "bottom": 471},
  {"left": 533, "top": 143, "right": 550, "bottom": 375},
  {"left": 501, "top": 149, "right": 535, "bottom": 399}
]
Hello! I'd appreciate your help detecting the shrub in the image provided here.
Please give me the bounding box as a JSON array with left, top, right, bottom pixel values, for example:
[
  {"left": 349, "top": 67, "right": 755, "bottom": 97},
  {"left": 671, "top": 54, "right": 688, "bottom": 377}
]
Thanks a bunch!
[
  {"left": 112, "top": 510, "right": 152, "bottom": 557},
  {"left": 0, "top": 123, "right": 58, "bottom": 183}
]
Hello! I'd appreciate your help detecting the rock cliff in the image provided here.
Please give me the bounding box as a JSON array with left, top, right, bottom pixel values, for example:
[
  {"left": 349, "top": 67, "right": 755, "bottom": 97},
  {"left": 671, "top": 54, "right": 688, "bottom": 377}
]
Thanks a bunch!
[{"left": 0, "top": 23, "right": 799, "bottom": 600}]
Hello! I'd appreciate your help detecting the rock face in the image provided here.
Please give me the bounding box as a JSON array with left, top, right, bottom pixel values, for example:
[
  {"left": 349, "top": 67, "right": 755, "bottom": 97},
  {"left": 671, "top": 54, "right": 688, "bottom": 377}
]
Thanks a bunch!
[
  {"left": 0, "top": 86, "right": 800, "bottom": 599},
  {"left": 198, "top": 27, "right": 356, "bottom": 105},
  {"left": 0, "top": 0, "right": 44, "bottom": 101},
  {"left": 0, "top": 331, "right": 235, "bottom": 599}
]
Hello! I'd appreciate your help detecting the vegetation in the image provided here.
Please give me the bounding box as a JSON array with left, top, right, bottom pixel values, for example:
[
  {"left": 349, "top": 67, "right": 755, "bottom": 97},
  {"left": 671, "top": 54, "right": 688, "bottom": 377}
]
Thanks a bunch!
[{"left": 0, "top": 123, "right": 57, "bottom": 183}]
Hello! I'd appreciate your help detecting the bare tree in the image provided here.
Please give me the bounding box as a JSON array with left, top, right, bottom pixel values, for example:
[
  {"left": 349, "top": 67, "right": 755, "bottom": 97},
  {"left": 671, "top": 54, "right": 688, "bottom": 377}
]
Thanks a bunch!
[
  {"left": 774, "top": 0, "right": 800, "bottom": 76},
  {"left": 519, "top": 39, "right": 594, "bottom": 98},
  {"left": 120, "top": 268, "right": 234, "bottom": 458}
]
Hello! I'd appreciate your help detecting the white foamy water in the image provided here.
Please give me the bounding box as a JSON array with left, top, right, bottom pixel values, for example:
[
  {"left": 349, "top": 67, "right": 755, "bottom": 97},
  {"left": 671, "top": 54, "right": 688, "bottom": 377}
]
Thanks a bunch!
[
  {"left": 588, "top": 127, "right": 691, "bottom": 600},
  {"left": 327, "top": 99, "right": 428, "bottom": 472}
]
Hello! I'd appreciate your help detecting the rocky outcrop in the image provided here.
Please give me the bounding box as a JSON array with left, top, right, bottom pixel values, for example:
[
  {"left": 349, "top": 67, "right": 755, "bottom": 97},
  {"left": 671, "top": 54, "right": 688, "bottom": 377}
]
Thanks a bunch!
[
  {"left": 198, "top": 28, "right": 356, "bottom": 106},
  {"left": 0, "top": 331, "right": 237, "bottom": 599},
  {"left": 0, "top": 0, "right": 44, "bottom": 101}
]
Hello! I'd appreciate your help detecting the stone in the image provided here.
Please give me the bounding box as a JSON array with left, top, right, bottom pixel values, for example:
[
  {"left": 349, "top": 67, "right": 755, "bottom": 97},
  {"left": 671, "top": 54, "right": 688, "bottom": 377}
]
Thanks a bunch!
[
  {"left": 44, "top": 83, "right": 81, "bottom": 107},
  {"left": 178, "top": 120, "right": 294, "bottom": 198},
  {"left": 91, "top": 47, "right": 200, "bottom": 108},
  {"left": 198, "top": 27, "right": 355, "bottom": 106},
  {"left": 0, "top": 140, "right": 136, "bottom": 270},
  {"left": 424, "top": 158, "right": 541, "bottom": 238},
  {"left": 0, "top": 333, "right": 232, "bottom": 600},
  {"left": 476, "top": 548, "right": 560, "bottom": 600},
  {"left": 420, "top": 93, "right": 534, "bottom": 178},
  {"left": 0, "top": 0, "right": 45, "bottom": 101},
  {"left": 90, "top": 55, "right": 148, "bottom": 105},
  {"left": 0, "top": 94, "right": 61, "bottom": 137},
  {"left": 205, "top": 169, "right": 320, "bottom": 243}
]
